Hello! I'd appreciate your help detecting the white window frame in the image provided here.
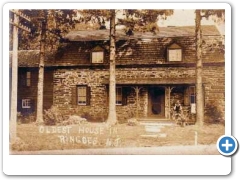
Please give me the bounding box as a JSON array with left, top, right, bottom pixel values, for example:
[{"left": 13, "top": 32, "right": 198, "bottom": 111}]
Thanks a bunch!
[
  {"left": 77, "top": 86, "right": 87, "bottom": 105},
  {"left": 92, "top": 51, "right": 104, "bottom": 63},
  {"left": 22, "top": 99, "right": 31, "bottom": 109},
  {"left": 168, "top": 49, "right": 182, "bottom": 62},
  {"left": 189, "top": 86, "right": 196, "bottom": 114},
  {"left": 116, "top": 87, "right": 122, "bottom": 105}
]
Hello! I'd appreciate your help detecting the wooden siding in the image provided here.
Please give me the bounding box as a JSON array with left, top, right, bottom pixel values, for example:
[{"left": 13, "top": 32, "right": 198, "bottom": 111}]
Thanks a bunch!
[
  {"left": 56, "top": 36, "right": 224, "bottom": 66},
  {"left": 17, "top": 67, "right": 53, "bottom": 115}
]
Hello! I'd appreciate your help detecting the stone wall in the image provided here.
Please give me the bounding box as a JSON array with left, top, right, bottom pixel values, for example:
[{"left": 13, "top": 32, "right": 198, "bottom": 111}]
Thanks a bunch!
[
  {"left": 203, "top": 66, "right": 225, "bottom": 120},
  {"left": 53, "top": 65, "right": 225, "bottom": 122}
]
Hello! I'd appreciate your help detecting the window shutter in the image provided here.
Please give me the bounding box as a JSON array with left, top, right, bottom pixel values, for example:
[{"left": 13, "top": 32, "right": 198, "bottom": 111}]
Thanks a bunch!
[
  {"left": 184, "top": 87, "right": 190, "bottom": 106},
  {"left": 203, "top": 84, "right": 205, "bottom": 107},
  {"left": 122, "top": 87, "right": 128, "bottom": 106},
  {"left": 86, "top": 86, "right": 91, "bottom": 106},
  {"left": 106, "top": 86, "right": 109, "bottom": 106},
  {"left": 31, "top": 99, "right": 35, "bottom": 112},
  {"left": 71, "top": 86, "right": 77, "bottom": 107},
  {"left": 17, "top": 99, "right": 22, "bottom": 112}
]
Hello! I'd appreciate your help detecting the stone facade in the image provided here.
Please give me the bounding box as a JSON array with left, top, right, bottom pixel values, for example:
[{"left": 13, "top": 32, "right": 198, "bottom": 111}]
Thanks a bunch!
[{"left": 53, "top": 65, "right": 225, "bottom": 122}]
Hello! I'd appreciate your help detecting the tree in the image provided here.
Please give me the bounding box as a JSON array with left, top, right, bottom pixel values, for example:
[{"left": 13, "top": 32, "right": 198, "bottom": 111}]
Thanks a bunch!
[
  {"left": 36, "top": 11, "right": 47, "bottom": 124},
  {"left": 108, "top": 10, "right": 117, "bottom": 125},
  {"left": 195, "top": 9, "right": 225, "bottom": 126},
  {"left": 195, "top": 10, "right": 204, "bottom": 127},
  {"left": 81, "top": 9, "right": 173, "bottom": 125},
  {"left": 17, "top": 10, "right": 80, "bottom": 124}
]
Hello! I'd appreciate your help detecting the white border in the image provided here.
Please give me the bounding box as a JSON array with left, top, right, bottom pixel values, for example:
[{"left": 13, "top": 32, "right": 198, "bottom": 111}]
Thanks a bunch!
[{"left": 2, "top": 3, "right": 231, "bottom": 175}]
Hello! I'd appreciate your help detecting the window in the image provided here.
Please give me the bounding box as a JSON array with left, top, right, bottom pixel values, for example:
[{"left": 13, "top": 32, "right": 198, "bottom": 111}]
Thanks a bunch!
[
  {"left": 26, "top": 71, "right": 31, "bottom": 86},
  {"left": 189, "top": 86, "right": 196, "bottom": 114},
  {"left": 168, "top": 49, "right": 182, "bottom": 61},
  {"left": 91, "top": 45, "right": 104, "bottom": 63},
  {"left": 77, "top": 86, "right": 87, "bottom": 105},
  {"left": 167, "top": 43, "right": 182, "bottom": 62},
  {"left": 92, "top": 52, "right": 104, "bottom": 63},
  {"left": 189, "top": 86, "right": 196, "bottom": 104},
  {"left": 22, "top": 99, "right": 31, "bottom": 108},
  {"left": 116, "top": 87, "right": 122, "bottom": 105}
]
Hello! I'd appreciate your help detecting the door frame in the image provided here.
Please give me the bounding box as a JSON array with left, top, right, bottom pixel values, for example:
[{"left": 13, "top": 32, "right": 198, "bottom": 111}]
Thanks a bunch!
[{"left": 147, "top": 87, "right": 165, "bottom": 118}]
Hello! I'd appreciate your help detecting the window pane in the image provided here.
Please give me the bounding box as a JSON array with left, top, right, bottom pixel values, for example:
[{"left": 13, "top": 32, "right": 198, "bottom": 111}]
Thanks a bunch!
[
  {"left": 27, "top": 72, "right": 31, "bottom": 78},
  {"left": 116, "top": 87, "right": 122, "bottom": 105},
  {"left": 169, "top": 49, "right": 182, "bottom": 61},
  {"left": 26, "top": 72, "right": 31, "bottom": 86},
  {"left": 26, "top": 79, "right": 31, "bottom": 86},
  {"left": 190, "top": 95, "right": 196, "bottom": 103},
  {"left": 22, "top": 99, "right": 31, "bottom": 108},
  {"left": 77, "top": 86, "right": 87, "bottom": 104},
  {"left": 78, "top": 87, "right": 86, "bottom": 96},
  {"left": 190, "top": 86, "right": 196, "bottom": 104},
  {"left": 79, "top": 97, "right": 86, "bottom": 101},
  {"left": 92, "top": 52, "right": 103, "bottom": 63}
]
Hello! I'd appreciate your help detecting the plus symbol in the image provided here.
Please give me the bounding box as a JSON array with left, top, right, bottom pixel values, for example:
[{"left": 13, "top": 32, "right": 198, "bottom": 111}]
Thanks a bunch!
[{"left": 222, "top": 139, "right": 233, "bottom": 151}]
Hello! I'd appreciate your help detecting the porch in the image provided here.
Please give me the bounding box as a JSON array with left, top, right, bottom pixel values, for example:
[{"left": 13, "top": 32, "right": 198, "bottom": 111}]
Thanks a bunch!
[{"left": 115, "top": 81, "right": 197, "bottom": 124}]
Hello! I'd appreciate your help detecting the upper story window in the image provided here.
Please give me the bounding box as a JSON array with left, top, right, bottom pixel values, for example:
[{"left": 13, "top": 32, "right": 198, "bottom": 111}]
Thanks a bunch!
[
  {"left": 167, "top": 43, "right": 182, "bottom": 62},
  {"left": 26, "top": 71, "right": 31, "bottom": 86},
  {"left": 91, "top": 46, "right": 104, "bottom": 64}
]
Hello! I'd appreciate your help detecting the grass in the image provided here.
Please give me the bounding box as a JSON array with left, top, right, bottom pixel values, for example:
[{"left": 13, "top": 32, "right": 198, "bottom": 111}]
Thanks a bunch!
[{"left": 12, "top": 122, "right": 224, "bottom": 151}]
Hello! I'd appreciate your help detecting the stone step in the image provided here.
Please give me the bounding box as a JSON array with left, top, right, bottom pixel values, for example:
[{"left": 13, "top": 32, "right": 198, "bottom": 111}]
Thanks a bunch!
[{"left": 139, "top": 119, "right": 175, "bottom": 126}]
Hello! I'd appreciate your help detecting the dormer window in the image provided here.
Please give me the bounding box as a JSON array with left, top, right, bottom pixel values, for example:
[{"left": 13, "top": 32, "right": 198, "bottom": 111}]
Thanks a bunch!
[
  {"left": 91, "top": 46, "right": 104, "bottom": 63},
  {"left": 167, "top": 43, "right": 182, "bottom": 62}
]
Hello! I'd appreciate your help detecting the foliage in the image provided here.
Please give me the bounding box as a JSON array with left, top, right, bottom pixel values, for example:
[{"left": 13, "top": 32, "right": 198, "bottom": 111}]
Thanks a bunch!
[
  {"left": 201, "top": 10, "right": 225, "bottom": 23},
  {"left": 43, "top": 106, "right": 66, "bottom": 125},
  {"left": 127, "top": 118, "right": 138, "bottom": 126},
  {"left": 61, "top": 115, "right": 87, "bottom": 125},
  {"left": 11, "top": 137, "right": 28, "bottom": 151},
  {"left": 205, "top": 104, "right": 224, "bottom": 124},
  {"left": 17, "top": 112, "right": 35, "bottom": 124},
  {"left": 10, "top": 9, "right": 81, "bottom": 51},
  {"left": 80, "top": 9, "right": 173, "bottom": 33}
]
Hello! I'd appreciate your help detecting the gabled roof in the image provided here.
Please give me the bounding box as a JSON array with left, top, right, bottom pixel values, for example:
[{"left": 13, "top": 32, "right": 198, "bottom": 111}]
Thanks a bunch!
[
  {"left": 9, "top": 50, "right": 55, "bottom": 67},
  {"left": 65, "top": 25, "right": 221, "bottom": 42}
]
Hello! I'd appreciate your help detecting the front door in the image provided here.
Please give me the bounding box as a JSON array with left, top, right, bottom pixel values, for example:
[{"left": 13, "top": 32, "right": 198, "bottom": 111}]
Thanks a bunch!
[{"left": 148, "top": 87, "right": 165, "bottom": 117}]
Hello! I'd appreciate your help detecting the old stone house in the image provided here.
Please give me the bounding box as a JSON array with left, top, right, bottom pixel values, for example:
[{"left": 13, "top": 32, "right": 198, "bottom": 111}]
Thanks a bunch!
[{"left": 14, "top": 25, "right": 225, "bottom": 123}]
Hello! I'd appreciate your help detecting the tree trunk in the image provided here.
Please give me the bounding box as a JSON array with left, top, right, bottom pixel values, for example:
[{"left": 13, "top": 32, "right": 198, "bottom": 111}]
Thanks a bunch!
[
  {"left": 106, "top": 10, "right": 117, "bottom": 125},
  {"left": 10, "top": 10, "right": 19, "bottom": 140},
  {"left": 195, "top": 10, "right": 204, "bottom": 126},
  {"left": 36, "top": 19, "right": 46, "bottom": 124}
]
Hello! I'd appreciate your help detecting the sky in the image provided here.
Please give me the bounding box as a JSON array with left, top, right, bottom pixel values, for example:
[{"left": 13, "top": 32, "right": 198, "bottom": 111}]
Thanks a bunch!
[
  {"left": 112, "top": 9, "right": 225, "bottom": 35},
  {"left": 158, "top": 9, "right": 224, "bottom": 34}
]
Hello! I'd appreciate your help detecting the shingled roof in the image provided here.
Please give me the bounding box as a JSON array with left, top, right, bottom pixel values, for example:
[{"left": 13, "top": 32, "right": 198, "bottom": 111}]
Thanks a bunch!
[
  {"left": 9, "top": 50, "right": 55, "bottom": 67},
  {"left": 65, "top": 25, "right": 221, "bottom": 41}
]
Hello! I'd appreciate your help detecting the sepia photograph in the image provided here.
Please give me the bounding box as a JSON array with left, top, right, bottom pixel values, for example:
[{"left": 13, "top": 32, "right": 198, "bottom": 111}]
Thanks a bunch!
[{"left": 9, "top": 8, "right": 225, "bottom": 155}]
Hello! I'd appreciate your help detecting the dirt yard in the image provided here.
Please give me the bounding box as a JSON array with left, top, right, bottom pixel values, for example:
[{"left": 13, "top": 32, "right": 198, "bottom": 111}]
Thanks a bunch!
[{"left": 11, "top": 122, "right": 224, "bottom": 153}]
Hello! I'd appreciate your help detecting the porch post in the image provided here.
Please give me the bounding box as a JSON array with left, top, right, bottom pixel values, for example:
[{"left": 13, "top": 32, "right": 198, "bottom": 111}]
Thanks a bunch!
[
  {"left": 165, "top": 86, "right": 174, "bottom": 120},
  {"left": 136, "top": 86, "right": 139, "bottom": 120},
  {"left": 132, "top": 86, "right": 143, "bottom": 120}
]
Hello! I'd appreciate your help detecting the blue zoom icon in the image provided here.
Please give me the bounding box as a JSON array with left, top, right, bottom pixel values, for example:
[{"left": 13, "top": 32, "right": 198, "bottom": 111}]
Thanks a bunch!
[{"left": 217, "top": 135, "right": 238, "bottom": 156}]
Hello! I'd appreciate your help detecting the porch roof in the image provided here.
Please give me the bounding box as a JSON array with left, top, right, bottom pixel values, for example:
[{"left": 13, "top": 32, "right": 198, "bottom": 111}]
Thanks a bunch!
[{"left": 103, "top": 78, "right": 196, "bottom": 85}]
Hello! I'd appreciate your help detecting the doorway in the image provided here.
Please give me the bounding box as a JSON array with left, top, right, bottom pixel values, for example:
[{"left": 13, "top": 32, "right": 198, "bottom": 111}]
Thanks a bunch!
[{"left": 148, "top": 87, "right": 165, "bottom": 117}]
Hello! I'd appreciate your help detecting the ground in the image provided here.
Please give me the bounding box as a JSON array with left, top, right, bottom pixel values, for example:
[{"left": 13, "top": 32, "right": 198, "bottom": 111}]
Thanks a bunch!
[{"left": 11, "top": 122, "right": 224, "bottom": 154}]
